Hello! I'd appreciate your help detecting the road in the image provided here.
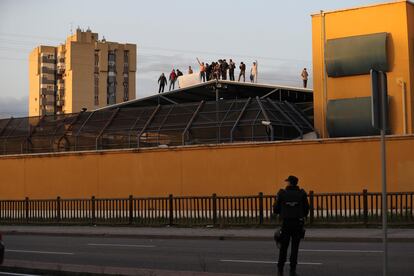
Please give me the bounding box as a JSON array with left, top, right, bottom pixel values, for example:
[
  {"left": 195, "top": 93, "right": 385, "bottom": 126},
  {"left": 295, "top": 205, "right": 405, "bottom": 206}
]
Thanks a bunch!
[{"left": 1, "top": 234, "right": 414, "bottom": 275}]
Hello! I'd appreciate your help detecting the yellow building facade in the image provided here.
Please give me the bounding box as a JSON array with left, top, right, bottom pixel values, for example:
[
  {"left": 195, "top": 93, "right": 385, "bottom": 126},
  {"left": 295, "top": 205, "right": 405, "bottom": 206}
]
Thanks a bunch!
[
  {"left": 29, "top": 29, "right": 137, "bottom": 116},
  {"left": 312, "top": 0, "right": 414, "bottom": 137},
  {"left": 0, "top": 136, "right": 414, "bottom": 200}
]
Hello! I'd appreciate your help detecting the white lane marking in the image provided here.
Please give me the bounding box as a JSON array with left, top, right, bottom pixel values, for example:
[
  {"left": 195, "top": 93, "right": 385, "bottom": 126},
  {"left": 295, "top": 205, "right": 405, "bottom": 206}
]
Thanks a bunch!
[
  {"left": 220, "top": 260, "right": 322, "bottom": 265},
  {"left": 87, "top": 243, "right": 156, "bottom": 248},
  {"left": 0, "top": 273, "right": 40, "bottom": 276},
  {"left": 300, "top": 249, "right": 383, "bottom": 253},
  {"left": 6, "top": 249, "right": 74, "bottom": 255}
]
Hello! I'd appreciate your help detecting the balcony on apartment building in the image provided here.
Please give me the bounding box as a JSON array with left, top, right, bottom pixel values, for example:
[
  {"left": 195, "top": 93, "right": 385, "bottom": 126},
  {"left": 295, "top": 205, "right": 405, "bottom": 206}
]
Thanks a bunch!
[
  {"left": 41, "top": 56, "right": 56, "bottom": 64},
  {"left": 41, "top": 77, "right": 55, "bottom": 85},
  {"left": 39, "top": 97, "right": 55, "bottom": 107}
]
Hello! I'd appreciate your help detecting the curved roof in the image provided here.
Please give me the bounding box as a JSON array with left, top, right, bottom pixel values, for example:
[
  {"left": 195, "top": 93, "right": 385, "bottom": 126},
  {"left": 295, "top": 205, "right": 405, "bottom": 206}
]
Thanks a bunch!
[{"left": 95, "top": 80, "right": 313, "bottom": 110}]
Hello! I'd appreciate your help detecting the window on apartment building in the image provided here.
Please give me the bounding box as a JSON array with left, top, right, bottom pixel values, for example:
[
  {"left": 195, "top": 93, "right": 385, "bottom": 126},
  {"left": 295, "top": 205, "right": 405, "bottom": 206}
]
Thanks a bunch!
[
  {"left": 94, "top": 50, "right": 99, "bottom": 66},
  {"left": 108, "top": 51, "right": 116, "bottom": 72},
  {"left": 123, "top": 80, "right": 129, "bottom": 102},
  {"left": 94, "top": 50, "right": 100, "bottom": 105},
  {"left": 108, "top": 50, "right": 116, "bottom": 62},
  {"left": 94, "top": 76, "right": 99, "bottom": 106},
  {"left": 107, "top": 50, "right": 117, "bottom": 104},
  {"left": 123, "top": 50, "right": 129, "bottom": 101},
  {"left": 123, "top": 51, "right": 129, "bottom": 67},
  {"left": 107, "top": 84, "right": 116, "bottom": 105}
]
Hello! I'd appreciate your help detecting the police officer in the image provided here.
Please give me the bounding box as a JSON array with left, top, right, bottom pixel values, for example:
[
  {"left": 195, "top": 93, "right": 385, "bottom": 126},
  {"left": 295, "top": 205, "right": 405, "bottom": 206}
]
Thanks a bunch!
[{"left": 274, "top": 175, "right": 309, "bottom": 276}]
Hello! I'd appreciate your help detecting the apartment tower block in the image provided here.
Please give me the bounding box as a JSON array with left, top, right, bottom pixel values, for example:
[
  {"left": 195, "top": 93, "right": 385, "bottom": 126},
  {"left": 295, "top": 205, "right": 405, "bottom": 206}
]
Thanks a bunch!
[{"left": 29, "top": 28, "right": 136, "bottom": 116}]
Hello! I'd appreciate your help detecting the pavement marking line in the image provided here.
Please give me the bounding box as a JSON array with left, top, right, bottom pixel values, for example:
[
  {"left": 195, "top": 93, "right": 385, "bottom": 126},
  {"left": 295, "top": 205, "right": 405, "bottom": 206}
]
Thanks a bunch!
[
  {"left": 87, "top": 243, "right": 156, "bottom": 248},
  {"left": 300, "top": 249, "right": 383, "bottom": 253},
  {"left": 220, "top": 260, "right": 322, "bottom": 265},
  {"left": 6, "top": 249, "right": 74, "bottom": 255},
  {"left": 0, "top": 273, "right": 40, "bottom": 276}
]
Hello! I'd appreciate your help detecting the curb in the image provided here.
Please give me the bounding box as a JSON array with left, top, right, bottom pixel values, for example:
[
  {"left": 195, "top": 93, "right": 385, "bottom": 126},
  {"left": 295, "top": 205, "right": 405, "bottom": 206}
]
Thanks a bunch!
[
  {"left": 1, "top": 259, "right": 247, "bottom": 276},
  {"left": 3, "top": 230, "right": 414, "bottom": 243}
]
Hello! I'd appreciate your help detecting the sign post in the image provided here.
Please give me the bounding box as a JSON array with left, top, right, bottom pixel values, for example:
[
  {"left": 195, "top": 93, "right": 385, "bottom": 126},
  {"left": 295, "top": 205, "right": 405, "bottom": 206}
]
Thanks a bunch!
[{"left": 370, "top": 69, "right": 388, "bottom": 276}]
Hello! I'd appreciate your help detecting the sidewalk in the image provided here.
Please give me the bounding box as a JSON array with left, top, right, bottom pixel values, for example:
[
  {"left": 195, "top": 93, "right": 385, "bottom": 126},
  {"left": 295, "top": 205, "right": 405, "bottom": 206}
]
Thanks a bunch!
[
  {"left": 1, "top": 225, "right": 414, "bottom": 242},
  {"left": 1, "top": 260, "right": 248, "bottom": 276}
]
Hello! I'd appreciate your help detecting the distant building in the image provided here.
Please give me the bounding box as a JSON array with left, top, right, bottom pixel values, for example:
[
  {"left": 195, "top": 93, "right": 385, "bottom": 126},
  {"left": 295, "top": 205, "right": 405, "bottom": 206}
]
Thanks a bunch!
[{"left": 29, "top": 28, "right": 136, "bottom": 117}]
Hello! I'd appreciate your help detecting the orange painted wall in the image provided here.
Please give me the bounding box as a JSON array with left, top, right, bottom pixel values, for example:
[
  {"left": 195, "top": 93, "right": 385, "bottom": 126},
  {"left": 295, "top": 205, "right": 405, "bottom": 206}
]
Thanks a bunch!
[
  {"left": 312, "top": 1, "right": 414, "bottom": 137},
  {"left": 1, "top": 136, "right": 414, "bottom": 200},
  {"left": 407, "top": 3, "right": 414, "bottom": 130}
]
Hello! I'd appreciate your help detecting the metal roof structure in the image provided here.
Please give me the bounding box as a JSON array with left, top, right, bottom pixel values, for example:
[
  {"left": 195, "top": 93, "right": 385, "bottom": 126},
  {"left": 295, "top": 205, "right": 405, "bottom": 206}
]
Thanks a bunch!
[
  {"left": 95, "top": 80, "right": 313, "bottom": 109},
  {"left": 0, "top": 81, "right": 314, "bottom": 155}
]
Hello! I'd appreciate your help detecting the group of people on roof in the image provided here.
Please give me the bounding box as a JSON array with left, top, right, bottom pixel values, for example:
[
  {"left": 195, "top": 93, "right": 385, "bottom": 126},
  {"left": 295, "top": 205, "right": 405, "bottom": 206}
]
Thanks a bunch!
[
  {"left": 157, "top": 69, "right": 184, "bottom": 93},
  {"left": 157, "top": 58, "right": 258, "bottom": 93},
  {"left": 157, "top": 59, "right": 309, "bottom": 93},
  {"left": 195, "top": 58, "right": 257, "bottom": 83}
]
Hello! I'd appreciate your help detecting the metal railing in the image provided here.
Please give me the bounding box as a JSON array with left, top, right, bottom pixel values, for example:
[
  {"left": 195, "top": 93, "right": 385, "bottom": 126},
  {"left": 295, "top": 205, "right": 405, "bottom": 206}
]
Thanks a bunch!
[
  {"left": 0, "top": 98, "right": 314, "bottom": 155},
  {"left": 0, "top": 190, "right": 413, "bottom": 226}
]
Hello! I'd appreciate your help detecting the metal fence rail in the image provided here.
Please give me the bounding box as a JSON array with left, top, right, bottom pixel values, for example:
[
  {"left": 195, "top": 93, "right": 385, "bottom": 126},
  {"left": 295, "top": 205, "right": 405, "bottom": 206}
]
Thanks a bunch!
[{"left": 0, "top": 190, "right": 413, "bottom": 226}]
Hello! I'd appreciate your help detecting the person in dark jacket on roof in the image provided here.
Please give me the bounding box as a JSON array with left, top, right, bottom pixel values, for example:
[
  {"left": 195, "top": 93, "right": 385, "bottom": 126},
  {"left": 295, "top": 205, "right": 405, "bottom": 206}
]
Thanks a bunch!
[
  {"left": 221, "top": 59, "right": 229, "bottom": 80},
  {"left": 228, "top": 59, "right": 236, "bottom": 81},
  {"left": 273, "top": 175, "right": 309, "bottom": 276},
  {"left": 158, "top": 73, "right": 167, "bottom": 93},
  {"left": 205, "top": 63, "right": 211, "bottom": 81},
  {"left": 238, "top": 62, "right": 246, "bottom": 82},
  {"left": 176, "top": 69, "right": 183, "bottom": 78}
]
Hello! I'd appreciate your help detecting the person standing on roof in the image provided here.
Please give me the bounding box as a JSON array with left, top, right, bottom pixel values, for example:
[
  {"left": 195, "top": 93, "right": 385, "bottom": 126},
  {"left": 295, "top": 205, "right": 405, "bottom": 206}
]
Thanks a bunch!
[
  {"left": 176, "top": 69, "right": 183, "bottom": 88},
  {"left": 176, "top": 69, "right": 183, "bottom": 78},
  {"left": 197, "top": 58, "right": 206, "bottom": 82},
  {"left": 188, "top": 66, "right": 193, "bottom": 74},
  {"left": 213, "top": 62, "right": 221, "bottom": 80},
  {"left": 301, "top": 68, "right": 309, "bottom": 88},
  {"left": 205, "top": 63, "right": 211, "bottom": 81},
  {"left": 221, "top": 59, "right": 229, "bottom": 80},
  {"left": 250, "top": 61, "right": 257, "bottom": 83},
  {"left": 158, "top": 73, "right": 167, "bottom": 93},
  {"left": 229, "top": 59, "right": 236, "bottom": 81},
  {"left": 238, "top": 62, "right": 246, "bottom": 82},
  {"left": 169, "top": 69, "right": 177, "bottom": 91}
]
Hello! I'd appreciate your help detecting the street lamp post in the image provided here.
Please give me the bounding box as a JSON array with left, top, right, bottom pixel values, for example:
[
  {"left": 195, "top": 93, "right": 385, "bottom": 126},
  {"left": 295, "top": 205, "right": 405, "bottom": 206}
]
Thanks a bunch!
[{"left": 370, "top": 69, "right": 388, "bottom": 276}]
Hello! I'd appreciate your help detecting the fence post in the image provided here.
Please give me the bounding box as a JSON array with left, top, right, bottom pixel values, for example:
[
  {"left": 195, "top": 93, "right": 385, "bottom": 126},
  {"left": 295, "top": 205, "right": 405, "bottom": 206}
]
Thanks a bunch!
[
  {"left": 363, "top": 189, "right": 368, "bottom": 226},
  {"left": 91, "top": 196, "right": 96, "bottom": 225},
  {"left": 128, "top": 195, "right": 133, "bottom": 225},
  {"left": 56, "top": 196, "right": 61, "bottom": 223},
  {"left": 25, "top": 197, "right": 29, "bottom": 223},
  {"left": 309, "top": 191, "right": 314, "bottom": 226},
  {"left": 212, "top": 193, "right": 217, "bottom": 226},
  {"left": 169, "top": 194, "right": 174, "bottom": 226},
  {"left": 259, "top": 192, "right": 264, "bottom": 225}
]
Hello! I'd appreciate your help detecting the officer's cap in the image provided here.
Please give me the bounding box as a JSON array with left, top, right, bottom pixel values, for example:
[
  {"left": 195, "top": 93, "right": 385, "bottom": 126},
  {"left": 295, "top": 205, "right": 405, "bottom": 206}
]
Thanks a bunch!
[{"left": 285, "top": 175, "right": 299, "bottom": 185}]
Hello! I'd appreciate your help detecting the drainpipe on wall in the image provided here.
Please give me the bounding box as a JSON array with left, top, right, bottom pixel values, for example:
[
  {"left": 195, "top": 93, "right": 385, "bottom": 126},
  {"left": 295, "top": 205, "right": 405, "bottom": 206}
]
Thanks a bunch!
[{"left": 321, "top": 10, "right": 328, "bottom": 138}]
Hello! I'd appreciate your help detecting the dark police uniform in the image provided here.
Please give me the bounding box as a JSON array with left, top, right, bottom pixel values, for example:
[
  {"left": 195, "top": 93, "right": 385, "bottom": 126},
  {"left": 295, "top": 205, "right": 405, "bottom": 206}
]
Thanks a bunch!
[{"left": 274, "top": 176, "right": 309, "bottom": 276}]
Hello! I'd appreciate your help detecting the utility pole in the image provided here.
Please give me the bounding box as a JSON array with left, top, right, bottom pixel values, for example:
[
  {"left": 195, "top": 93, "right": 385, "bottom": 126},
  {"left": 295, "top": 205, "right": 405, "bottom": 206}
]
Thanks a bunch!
[{"left": 370, "top": 69, "right": 388, "bottom": 276}]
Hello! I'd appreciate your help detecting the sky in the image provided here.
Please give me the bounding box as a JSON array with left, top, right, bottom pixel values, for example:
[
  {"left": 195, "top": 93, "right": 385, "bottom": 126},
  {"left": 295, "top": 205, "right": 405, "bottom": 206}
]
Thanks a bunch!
[{"left": 0, "top": 0, "right": 384, "bottom": 117}]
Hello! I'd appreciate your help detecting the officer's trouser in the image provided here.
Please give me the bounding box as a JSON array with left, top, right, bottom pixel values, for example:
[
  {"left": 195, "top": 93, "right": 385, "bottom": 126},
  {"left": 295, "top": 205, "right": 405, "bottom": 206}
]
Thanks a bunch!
[{"left": 278, "top": 219, "right": 303, "bottom": 272}]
